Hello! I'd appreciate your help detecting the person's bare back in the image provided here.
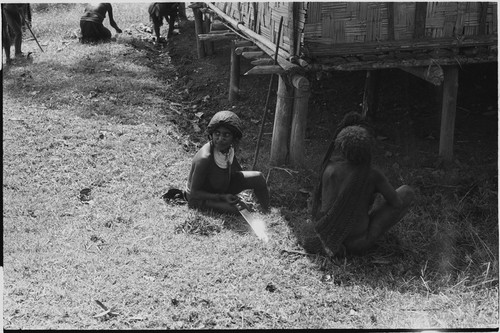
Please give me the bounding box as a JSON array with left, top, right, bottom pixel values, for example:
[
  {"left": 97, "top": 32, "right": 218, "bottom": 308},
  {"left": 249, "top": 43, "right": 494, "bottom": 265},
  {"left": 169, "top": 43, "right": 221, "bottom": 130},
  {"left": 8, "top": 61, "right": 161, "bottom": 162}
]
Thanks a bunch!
[{"left": 314, "top": 120, "right": 415, "bottom": 256}]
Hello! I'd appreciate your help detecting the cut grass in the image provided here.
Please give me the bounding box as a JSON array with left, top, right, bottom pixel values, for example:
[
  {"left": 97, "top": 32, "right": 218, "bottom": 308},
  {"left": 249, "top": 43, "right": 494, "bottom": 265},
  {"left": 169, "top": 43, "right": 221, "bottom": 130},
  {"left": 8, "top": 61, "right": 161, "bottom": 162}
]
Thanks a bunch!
[{"left": 3, "top": 3, "right": 498, "bottom": 329}]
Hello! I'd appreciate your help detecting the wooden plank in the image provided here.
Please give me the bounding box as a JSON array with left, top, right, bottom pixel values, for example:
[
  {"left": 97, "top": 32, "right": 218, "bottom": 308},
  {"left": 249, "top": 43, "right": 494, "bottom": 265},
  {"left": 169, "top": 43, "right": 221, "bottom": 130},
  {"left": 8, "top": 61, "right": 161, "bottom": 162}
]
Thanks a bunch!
[
  {"left": 241, "top": 51, "right": 265, "bottom": 59},
  {"left": 234, "top": 45, "right": 260, "bottom": 55},
  {"left": 439, "top": 66, "right": 459, "bottom": 162},
  {"left": 303, "top": 35, "right": 497, "bottom": 57},
  {"left": 198, "top": 33, "right": 238, "bottom": 41},
  {"left": 251, "top": 58, "right": 274, "bottom": 66},
  {"left": 244, "top": 65, "right": 285, "bottom": 75},
  {"left": 313, "top": 54, "right": 498, "bottom": 71}
]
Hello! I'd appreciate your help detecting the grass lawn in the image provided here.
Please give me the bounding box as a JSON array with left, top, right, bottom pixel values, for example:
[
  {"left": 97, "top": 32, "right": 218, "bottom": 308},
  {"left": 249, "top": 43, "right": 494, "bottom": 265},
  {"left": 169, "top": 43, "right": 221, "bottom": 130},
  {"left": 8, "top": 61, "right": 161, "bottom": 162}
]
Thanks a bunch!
[{"left": 3, "top": 3, "right": 498, "bottom": 329}]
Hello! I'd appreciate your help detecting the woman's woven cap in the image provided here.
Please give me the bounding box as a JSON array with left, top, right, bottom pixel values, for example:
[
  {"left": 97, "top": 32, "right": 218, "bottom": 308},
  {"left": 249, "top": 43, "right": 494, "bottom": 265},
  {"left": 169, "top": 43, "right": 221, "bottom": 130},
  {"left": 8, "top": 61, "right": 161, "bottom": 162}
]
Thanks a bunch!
[{"left": 207, "top": 110, "right": 243, "bottom": 140}]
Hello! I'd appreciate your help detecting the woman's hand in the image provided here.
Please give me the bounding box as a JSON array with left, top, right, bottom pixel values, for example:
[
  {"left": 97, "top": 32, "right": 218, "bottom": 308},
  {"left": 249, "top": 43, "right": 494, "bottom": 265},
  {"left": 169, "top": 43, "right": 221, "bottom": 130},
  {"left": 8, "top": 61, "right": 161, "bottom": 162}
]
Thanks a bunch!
[{"left": 219, "top": 194, "right": 238, "bottom": 205}]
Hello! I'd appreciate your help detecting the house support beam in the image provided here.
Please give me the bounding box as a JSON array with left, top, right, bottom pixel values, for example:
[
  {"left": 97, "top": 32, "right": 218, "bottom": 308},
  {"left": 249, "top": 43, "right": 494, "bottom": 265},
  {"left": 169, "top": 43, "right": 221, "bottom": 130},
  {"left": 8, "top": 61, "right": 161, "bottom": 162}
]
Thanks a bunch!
[
  {"left": 270, "top": 75, "right": 294, "bottom": 165},
  {"left": 289, "top": 75, "right": 311, "bottom": 167},
  {"left": 192, "top": 6, "right": 205, "bottom": 58},
  {"left": 439, "top": 66, "right": 459, "bottom": 162}
]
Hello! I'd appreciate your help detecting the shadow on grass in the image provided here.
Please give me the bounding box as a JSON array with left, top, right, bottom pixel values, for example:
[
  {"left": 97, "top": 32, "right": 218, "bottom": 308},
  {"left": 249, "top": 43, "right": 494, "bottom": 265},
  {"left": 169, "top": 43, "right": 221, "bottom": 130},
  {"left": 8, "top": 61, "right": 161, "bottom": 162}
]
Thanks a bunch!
[{"left": 172, "top": 205, "right": 253, "bottom": 238}]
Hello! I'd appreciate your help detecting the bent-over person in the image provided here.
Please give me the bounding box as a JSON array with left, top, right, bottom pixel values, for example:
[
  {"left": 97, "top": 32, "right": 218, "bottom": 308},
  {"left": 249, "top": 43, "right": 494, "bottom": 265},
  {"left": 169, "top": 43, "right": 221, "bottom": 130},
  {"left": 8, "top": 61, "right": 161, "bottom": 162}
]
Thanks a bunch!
[
  {"left": 311, "top": 113, "right": 415, "bottom": 256},
  {"left": 80, "top": 3, "right": 122, "bottom": 43}
]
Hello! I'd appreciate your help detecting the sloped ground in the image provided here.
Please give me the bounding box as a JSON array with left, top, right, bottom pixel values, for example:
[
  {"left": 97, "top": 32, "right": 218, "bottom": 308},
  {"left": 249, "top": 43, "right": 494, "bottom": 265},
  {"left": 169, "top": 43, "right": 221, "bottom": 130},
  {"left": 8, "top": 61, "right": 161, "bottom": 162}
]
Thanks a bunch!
[{"left": 3, "top": 3, "right": 498, "bottom": 329}]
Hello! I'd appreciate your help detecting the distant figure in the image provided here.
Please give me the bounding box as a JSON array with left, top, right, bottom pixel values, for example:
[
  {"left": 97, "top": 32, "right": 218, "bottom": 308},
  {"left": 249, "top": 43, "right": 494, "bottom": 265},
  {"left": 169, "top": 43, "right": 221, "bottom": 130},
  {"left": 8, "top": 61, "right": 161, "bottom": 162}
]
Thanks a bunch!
[
  {"left": 2, "top": 4, "right": 28, "bottom": 63},
  {"left": 80, "top": 3, "right": 122, "bottom": 44},
  {"left": 148, "top": 2, "right": 181, "bottom": 43},
  {"left": 310, "top": 112, "right": 415, "bottom": 256}
]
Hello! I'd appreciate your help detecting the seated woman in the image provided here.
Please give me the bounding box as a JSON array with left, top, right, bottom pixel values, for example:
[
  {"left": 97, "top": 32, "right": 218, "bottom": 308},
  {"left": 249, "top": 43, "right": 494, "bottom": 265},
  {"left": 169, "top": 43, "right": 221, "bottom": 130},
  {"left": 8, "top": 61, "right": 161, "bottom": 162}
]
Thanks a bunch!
[
  {"left": 185, "top": 111, "right": 270, "bottom": 214},
  {"left": 310, "top": 112, "right": 415, "bottom": 256}
]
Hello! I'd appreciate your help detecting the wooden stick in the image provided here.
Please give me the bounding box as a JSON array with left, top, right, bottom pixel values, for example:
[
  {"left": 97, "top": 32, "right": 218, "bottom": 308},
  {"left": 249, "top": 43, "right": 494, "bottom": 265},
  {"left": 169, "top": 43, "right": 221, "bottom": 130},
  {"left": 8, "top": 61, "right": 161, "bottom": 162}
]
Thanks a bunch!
[{"left": 252, "top": 16, "right": 284, "bottom": 171}]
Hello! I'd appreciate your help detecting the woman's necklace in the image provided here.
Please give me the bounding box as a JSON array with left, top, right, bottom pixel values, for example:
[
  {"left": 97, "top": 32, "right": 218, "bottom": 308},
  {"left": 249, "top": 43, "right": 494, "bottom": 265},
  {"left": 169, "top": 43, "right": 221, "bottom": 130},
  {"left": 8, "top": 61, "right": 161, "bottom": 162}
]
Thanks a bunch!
[{"left": 214, "top": 146, "right": 234, "bottom": 169}]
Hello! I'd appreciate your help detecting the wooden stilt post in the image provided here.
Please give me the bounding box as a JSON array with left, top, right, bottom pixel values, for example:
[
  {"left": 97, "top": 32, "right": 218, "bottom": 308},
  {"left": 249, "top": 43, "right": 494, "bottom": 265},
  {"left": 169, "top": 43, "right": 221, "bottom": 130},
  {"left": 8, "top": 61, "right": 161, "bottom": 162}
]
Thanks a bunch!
[
  {"left": 439, "top": 66, "right": 459, "bottom": 162},
  {"left": 270, "top": 75, "right": 294, "bottom": 166},
  {"left": 202, "top": 13, "right": 214, "bottom": 56},
  {"left": 193, "top": 7, "right": 205, "bottom": 59},
  {"left": 289, "top": 75, "right": 311, "bottom": 167},
  {"left": 229, "top": 40, "right": 241, "bottom": 102},
  {"left": 228, "top": 40, "right": 253, "bottom": 102}
]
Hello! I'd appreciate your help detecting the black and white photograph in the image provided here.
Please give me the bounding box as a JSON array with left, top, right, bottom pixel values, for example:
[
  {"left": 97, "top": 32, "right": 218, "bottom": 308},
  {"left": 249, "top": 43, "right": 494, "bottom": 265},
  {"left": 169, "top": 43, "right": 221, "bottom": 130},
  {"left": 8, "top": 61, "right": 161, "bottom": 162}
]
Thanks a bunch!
[{"left": 3, "top": 1, "right": 498, "bottom": 329}]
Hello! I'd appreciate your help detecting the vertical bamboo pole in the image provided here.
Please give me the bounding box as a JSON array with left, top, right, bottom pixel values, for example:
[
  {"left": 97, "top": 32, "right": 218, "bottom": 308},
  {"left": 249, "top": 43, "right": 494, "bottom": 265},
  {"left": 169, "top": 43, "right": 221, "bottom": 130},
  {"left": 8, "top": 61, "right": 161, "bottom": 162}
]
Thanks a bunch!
[
  {"left": 479, "top": 2, "right": 488, "bottom": 35},
  {"left": 439, "top": 66, "right": 459, "bottom": 162},
  {"left": 270, "top": 75, "right": 294, "bottom": 166},
  {"left": 387, "top": 2, "right": 395, "bottom": 40},
  {"left": 193, "top": 7, "right": 205, "bottom": 58},
  {"left": 289, "top": 76, "right": 311, "bottom": 168},
  {"left": 228, "top": 40, "right": 240, "bottom": 102},
  {"left": 414, "top": 2, "right": 427, "bottom": 39}
]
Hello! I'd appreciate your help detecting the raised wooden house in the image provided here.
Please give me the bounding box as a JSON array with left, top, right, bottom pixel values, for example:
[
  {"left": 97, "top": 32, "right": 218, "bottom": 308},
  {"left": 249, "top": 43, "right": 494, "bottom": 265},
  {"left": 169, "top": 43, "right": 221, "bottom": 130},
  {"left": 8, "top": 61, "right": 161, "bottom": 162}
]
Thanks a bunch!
[{"left": 192, "top": 2, "right": 497, "bottom": 166}]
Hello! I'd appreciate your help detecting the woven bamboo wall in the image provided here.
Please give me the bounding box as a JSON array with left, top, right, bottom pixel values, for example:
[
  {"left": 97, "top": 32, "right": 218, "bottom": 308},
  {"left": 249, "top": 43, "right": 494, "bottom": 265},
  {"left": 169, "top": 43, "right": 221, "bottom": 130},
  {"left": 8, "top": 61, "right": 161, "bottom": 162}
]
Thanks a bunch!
[
  {"left": 304, "top": 2, "right": 497, "bottom": 43},
  {"left": 213, "top": 2, "right": 307, "bottom": 57},
  {"left": 212, "top": 2, "right": 497, "bottom": 62}
]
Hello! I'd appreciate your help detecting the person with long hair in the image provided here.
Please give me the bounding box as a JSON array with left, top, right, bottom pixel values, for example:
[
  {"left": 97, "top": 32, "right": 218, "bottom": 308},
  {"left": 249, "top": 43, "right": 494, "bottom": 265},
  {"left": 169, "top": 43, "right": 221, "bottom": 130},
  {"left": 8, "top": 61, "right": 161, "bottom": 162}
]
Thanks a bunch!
[{"left": 310, "top": 112, "right": 415, "bottom": 256}]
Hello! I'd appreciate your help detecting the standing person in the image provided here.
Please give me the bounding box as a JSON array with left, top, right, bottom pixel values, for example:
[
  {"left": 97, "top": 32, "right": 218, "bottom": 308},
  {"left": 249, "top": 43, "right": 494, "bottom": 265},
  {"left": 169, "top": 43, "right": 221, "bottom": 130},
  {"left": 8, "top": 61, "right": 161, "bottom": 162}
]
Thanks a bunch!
[
  {"left": 80, "top": 3, "right": 122, "bottom": 43},
  {"left": 310, "top": 112, "right": 415, "bottom": 256},
  {"left": 185, "top": 111, "right": 270, "bottom": 214},
  {"left": 2, "top": 4, "right": 26, "bottom": 61},
  {"left": 148, "top": 2, "right": 180, "bottom": 43}
]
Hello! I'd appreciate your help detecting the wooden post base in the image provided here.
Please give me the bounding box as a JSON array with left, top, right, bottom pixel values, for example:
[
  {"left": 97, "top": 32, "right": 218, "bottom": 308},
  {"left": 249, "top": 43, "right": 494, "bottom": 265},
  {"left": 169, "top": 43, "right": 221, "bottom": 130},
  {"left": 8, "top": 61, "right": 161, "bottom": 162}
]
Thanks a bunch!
[{"left": 439, "top": 66, "right": 459, "bottom": 162}]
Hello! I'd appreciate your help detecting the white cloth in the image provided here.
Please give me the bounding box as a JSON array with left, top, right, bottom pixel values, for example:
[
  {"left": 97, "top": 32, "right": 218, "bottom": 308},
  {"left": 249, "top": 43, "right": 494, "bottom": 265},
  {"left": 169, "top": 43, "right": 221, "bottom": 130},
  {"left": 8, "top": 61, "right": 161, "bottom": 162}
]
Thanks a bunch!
[{"left": 213, "top": 146, "right": 234, "bottom": 169}]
